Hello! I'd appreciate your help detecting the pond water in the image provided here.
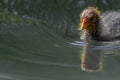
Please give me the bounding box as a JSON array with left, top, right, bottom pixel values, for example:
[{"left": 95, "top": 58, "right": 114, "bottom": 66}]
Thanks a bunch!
[{"left": 0, "top": 24, "right": 120, "bottom": 80}]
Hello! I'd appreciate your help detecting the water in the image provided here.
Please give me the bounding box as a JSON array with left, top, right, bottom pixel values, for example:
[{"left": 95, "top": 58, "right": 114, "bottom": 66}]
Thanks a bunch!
[{"left": 0, "top": 23, "right": 120, "bottom": 80}]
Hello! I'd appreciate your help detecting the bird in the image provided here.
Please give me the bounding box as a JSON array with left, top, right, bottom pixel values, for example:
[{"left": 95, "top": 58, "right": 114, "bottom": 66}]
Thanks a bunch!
[{"left": 79, "top": 7, "right": 120, "bottom": 41}]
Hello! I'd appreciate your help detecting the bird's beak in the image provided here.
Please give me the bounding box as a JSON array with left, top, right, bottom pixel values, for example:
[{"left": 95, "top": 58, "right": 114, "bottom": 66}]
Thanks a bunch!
[{"left": 80, "top": 19, "right": 89, "bottom": 30}]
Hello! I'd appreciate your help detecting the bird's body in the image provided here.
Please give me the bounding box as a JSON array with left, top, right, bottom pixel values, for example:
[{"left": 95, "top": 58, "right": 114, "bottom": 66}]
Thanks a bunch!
[
  {"left": 102, "top": 12, "right": 120, "bottom": 40},
  {"left": 80, "top": 7, "right": 120, "bottom": 41}
]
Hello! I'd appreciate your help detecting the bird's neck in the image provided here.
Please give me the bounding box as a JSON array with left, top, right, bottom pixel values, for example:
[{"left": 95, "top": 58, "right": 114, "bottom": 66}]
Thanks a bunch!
[
  {"left": 81, "top": 19, "right": 100, "bottom": 41},
  {"left": 87, "top": 21, "right": 99, "bottom": 38}
]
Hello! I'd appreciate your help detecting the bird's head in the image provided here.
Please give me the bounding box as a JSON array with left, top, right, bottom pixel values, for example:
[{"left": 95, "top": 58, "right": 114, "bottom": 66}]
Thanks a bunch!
[{"left": 80, "top": 7, "right": 101, "bottom": 30}]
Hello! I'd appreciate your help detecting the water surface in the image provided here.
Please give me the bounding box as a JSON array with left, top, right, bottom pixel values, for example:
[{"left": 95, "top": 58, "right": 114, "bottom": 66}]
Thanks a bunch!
[{"left": 0, "top": 24, "right": 120, "bottom": 80}]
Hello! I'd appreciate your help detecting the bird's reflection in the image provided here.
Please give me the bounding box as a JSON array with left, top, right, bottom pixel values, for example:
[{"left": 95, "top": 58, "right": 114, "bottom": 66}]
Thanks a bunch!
[{"left": 81, "top": 42, "right": 103, "bottom": 72}]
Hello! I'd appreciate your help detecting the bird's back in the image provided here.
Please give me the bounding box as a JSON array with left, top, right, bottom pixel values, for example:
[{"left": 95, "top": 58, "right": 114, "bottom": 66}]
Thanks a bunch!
[{"left": 101, "top": 11, "right": 120, "bottom": 40}]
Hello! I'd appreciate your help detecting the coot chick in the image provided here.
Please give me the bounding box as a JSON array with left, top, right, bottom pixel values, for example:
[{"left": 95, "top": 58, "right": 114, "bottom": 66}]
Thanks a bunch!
[{"left": 80, "top": 7, "right": 120, "bottom": 41}]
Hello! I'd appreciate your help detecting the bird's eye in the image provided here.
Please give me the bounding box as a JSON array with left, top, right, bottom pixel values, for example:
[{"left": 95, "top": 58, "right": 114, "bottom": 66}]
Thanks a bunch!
[{"left": 90, "top": 17, "right": 94, "bottom": 21}]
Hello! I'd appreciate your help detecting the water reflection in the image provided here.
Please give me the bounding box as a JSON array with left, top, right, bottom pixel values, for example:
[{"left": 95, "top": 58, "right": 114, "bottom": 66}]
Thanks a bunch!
[
  {"left": 79, "top": 40, "right": 120, "bottom": 72},
  {"left": 81, "top": 42, "right": 103, "bottom": 72}
]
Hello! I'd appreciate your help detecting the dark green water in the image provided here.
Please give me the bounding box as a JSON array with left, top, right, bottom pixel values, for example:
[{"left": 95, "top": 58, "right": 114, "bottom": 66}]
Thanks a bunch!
[
  {"left": 0, "top": 22, "right": 120, "bottom": 80},
  {"left": 0, "top": 0, "right": 120, "bottom": 80}
]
